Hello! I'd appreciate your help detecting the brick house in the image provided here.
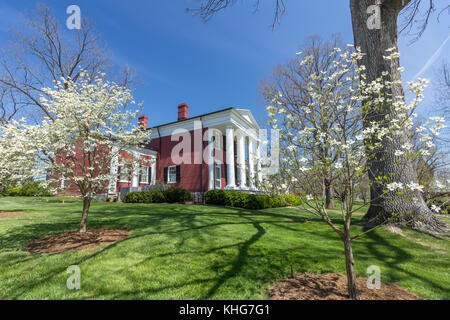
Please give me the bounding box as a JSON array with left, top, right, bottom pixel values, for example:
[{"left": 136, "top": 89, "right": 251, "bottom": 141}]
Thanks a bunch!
[{"left": 84, "top": 103, "right": 263, "bottom": 199}]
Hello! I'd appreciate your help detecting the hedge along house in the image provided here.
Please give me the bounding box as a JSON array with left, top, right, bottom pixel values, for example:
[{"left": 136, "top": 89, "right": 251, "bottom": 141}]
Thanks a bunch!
[{"left": 61, "top": 103, "right": 265, "bottom": 200}]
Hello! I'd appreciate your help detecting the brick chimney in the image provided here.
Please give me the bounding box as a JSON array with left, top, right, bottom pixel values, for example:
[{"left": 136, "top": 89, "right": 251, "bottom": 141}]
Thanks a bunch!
[
  {"left": 138, "top": 115, "right": 148, "bottom": 129},
  {"left": 178, "top": 103, "right": 188, "bottom": 121}
]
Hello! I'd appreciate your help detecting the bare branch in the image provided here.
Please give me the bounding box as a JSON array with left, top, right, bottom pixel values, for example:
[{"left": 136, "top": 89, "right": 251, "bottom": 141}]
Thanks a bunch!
[{"left": 188, "top": 0, "right": 286, "bottom": 29}]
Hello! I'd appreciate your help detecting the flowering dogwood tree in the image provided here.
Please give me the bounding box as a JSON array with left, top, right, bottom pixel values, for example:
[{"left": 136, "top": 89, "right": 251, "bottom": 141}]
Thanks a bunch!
[
  {"left": 0, "top": 72, "right": 150, "bottom": 233},
  {"left": 263, "top": 47, "right": 448, "bottom": 299}
]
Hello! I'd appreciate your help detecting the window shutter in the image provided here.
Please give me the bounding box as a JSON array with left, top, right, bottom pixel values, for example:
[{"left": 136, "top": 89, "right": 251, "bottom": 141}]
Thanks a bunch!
[
  {"left": 138, "top": 166, "right": 141, "bottom": 184},
  {"left": 176, "top": 165, "right": 181, "bottom": 183},
  {"left": 163, "top": 167, "right": 168, "bottom": 183},
  {"left": 148, "top": 166, "right": 152, "bottom": 184}
]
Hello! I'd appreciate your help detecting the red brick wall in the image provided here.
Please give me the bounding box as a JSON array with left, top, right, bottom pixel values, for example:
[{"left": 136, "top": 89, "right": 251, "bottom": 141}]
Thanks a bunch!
[
  {"left": 55, "top": 147, "right": 154, "bottom": 197},
  {"left": 54, "top": 126, "right": 232, "bottom": 197},
  {"left": 148, "top": 127, "right": 232, "bottom": 192}
]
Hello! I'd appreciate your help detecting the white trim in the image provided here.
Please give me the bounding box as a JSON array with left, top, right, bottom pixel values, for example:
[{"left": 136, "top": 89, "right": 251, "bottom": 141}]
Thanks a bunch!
[
  {"left": 151, "top": 161, "right": 156, "bottom": 185},
  {"left": 118, "top": 163, "right": 132, "bottom": 183},
  {"left": 167, "top": 165, "right": 177, "bottom": 184},
  {"left": 225, "top": 125, "right": 236, "bottom": 188},
  {"left": 248, "top": 138, "right": 255, "bottom": 189},
  {"left": 139, "top": 166, "right": 150, "bottom": 184},
  {"left": 214, "top": 163, "right": 222, "bottom": 189},
  {"left": 237, "top": 133, "right": 246, "bottom": 187},
  {"left": 150, "top": 108, "right": 261, "bottom": 140},
  {"left": 208, "top": 129, "right": 215, "bottom": 190}
]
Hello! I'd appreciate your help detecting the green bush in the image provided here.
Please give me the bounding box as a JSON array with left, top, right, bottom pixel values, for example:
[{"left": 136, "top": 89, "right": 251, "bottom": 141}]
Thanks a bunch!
[
  {"left": 205, "top": 190, "right": 289, "bottom": 210},
  {"left": 163, "top": 187, "right": 192, "bottom": 203},
  {"left": 20, "top": 181, "right": 52, "bottom": 197},
  {"left": 150, "top": 189, "right": 166, "bottom": 203},
  {"left": 123, "top": 187, "right": 191, "bottom": 204},
  {"left": 5, "top": 181, "right": 52, "bottom": 197},
  {"left": 123, "top": 191, "right": 152, "bottom": 204},
  {"left": 205, "top": 189, "right": 226, "bottom": 205},
  {"left": 6, "top": 187, "right": 21, "bottom": 197},
  {"left": 280, "top": 194, "right": 303, "bottom": 206}
]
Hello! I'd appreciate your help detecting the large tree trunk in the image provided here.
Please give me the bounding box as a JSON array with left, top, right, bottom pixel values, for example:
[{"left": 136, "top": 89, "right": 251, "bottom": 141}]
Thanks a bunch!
[
  {"left": 79, "top": 197, "right": 91, "bottom": 233},
  {"left": 349, "top": 0, "right": 446, "bottom": 233}
]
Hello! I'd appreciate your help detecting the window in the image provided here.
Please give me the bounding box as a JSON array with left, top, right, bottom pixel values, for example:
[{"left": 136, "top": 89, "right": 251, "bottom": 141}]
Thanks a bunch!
[
  {"left": 139, "top": 166, "right": 150, "bottom": 184},
  {"left": 118, "top": 164, "right": 131, "bottom": 182},
  {"left": 168, "top": 166, "right": 177, "bottom": 184},
  {"left": 215, "top": 164, "right": 221, "bottom": 189}
]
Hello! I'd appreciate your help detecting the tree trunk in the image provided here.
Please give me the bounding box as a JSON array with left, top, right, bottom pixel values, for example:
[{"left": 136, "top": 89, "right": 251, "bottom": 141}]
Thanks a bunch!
[
  {"left": 349, "top": 0, "right": 446, "bottom": 233},
  {"left": 343, "top": 225, "right": 360, "bottom": 300},
  {"left": 325, "top": 179, "right": 335, "bottom": 209},
  {"left": 79, "top": 197, "right": 91, "bottom": 233}
]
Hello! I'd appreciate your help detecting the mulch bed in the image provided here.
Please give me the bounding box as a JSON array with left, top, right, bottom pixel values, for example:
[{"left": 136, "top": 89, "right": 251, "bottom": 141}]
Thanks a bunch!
[
  {"left": 0, "top": 211, "right": 27, "bottom": 218},
  {"left": 269, "top": 273, "right": 423, "bottom": 300},
  {"left": 26, "top": 228, "right": 130, "bottom": 254}
]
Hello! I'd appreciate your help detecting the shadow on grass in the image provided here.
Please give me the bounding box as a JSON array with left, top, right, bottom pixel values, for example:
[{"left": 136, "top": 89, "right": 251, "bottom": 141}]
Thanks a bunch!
[
  {"left": 1, "top": 201, "right": 441, "bottom": 299},
  {"left": 359, "top": 226, "right": 448, "bottom": 294}
]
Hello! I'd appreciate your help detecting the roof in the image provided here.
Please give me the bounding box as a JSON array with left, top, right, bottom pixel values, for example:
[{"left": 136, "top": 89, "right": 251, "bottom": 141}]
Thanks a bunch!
[{"left": 148, "top": 107, "right": 235, "bottom": 130}]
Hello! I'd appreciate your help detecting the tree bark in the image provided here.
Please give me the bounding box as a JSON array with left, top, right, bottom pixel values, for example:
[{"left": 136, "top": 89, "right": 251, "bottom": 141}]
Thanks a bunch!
[
  {"left": 349, "top": 0, "right": 447, "bottom": 233},
  {"left": 79, "top": 197, "right": 91, "bottom": 233},
  {"left": 325, "top": 179, "right": 335, "bottom": 209},
  {"left": 343, "top": 223, "right": 360, "bottom": 300}
]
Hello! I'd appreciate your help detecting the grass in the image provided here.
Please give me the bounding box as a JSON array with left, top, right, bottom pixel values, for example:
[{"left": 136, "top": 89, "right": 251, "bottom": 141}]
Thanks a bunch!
[{"left": 0, "top": 196, "right": 449, "bottom": 300}]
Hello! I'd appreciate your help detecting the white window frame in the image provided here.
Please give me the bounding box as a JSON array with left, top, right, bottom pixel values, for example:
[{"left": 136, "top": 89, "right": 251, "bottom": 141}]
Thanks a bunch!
[
  {"left": 215, "top": 163, "right": 221, "bottom": 189},
  {"left": 118, "top": 163, "right": 131, "bottom": 183},
  {"left": 168, "top": 165, "right": 177, "bottom": 184},
  {"left": 140, "top": 166, "right": 150, "bottom": 184}
]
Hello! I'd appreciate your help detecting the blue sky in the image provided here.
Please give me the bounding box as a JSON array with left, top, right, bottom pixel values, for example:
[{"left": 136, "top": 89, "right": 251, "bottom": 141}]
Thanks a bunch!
[{"left": 0, "top": 0, "right": 448, "bottom": 127}]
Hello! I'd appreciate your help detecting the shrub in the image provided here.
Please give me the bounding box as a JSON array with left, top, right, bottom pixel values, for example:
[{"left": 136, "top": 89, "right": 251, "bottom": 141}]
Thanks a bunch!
[
  {"left": 6, "top": 187, "right": 21, "bottom": 197},
  {"left": 123, "top": 191, "right": 139, "bottom": 203},
  {"left": 150, "top": 190, "right": 166, "bottom": 203},
  {"left": 123, "top": 191, "right": 151, "bottom": 203},
  {"left": 280, "top": 194, "right": 303, "bottom": 206},
  {"left": 164, "top": 187, "right": 192, "bottom": 203},
  {"left": 19, "top": 181, "right": 52, "bottom": 197},
  {"left": 205, "top": 190, "right": 289, "bottom": 210},
  {"left": 243, "top": 194, "right": 265, "bottom": 210},
  {"left": 205, "top": 190, "right": 226, "bottom": 205},
  {"left": 4, "top": 181, "right": 52, "bottom": 197},
  {"left": 123, "top": 187, "right": 191, "bottom": 204}
]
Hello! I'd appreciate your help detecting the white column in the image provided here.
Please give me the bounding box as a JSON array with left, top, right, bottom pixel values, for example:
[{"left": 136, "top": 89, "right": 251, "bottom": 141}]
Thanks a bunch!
[
  {"left": 208, "top": 129, "right": 215, "bottom": 190},
  {"left": 256, "top": 141, "right": 262, "bottom": 186},
  {"left": 248, "top": 138, "right": 255, "bottom": 189},
  {"left": 108, "top": 146, "right": 118, "bottom": 194},
  {"left": 225, "top": 126, "right": 236, "bottom": 188},
  {"left": 132, "top": 151, "right": 140, "bottom": 188},
  {"left": 237, "top": 133, "right": 246, "bottom": 188},
  {"left": 151, "top": 157, "right": 156, "bottom": 185}
]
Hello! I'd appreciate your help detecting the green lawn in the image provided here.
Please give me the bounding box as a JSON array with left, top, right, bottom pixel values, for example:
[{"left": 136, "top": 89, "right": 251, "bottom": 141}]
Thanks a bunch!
[{"left": 0, "top": 197, "right": 449, "bottom": 299}]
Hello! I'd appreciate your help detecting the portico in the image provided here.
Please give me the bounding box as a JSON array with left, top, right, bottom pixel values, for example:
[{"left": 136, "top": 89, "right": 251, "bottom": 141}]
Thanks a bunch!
[{"left": 205, "top": 109, "right": 263, "bottom": 191}]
